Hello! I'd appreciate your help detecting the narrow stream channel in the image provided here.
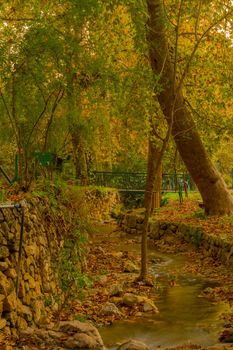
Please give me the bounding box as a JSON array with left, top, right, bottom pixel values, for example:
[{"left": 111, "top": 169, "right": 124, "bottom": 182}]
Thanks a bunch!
[{"left": 99, "top": 248, "right": 230, "bottom": 349}]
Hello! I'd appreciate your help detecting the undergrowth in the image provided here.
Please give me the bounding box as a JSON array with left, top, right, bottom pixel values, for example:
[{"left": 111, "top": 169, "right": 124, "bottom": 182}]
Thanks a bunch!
[{"left": 51, "top": 216, "right": 93, "bottom": 311}]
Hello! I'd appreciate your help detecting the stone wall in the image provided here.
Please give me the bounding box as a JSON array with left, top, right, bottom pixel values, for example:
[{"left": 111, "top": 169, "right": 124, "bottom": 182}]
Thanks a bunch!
[
  {"left": 0, "top": 187, "right": 119, "bottom": 338},
  {"left": 118, "top": 212, "right": 233, "bottom": 266}
]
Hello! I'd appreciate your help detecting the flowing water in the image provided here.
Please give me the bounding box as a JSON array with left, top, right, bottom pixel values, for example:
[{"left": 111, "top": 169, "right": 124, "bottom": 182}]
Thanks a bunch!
[{"left": 99, "top": 249, "right": 230, "bottom": 349}]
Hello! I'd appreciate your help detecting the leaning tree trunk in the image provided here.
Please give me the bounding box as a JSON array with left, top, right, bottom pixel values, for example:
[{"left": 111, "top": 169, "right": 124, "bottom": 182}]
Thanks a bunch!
[{"left": 146, "top": 0, "right": 233, "bottom": 215}]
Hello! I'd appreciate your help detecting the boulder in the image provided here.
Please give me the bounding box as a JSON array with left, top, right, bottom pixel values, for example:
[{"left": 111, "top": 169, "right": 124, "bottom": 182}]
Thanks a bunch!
[
  {"left": 110, "top": 252, "right": 123, "bottom": 259},
  {"left": 122, "top": 293, "right": 144, "bottom": 307},
  {"left": 123, "top": 261, "right": 139, "bottom": 273},
  {"left": 111, "top": 297, "right": 122, "bottom": 304},
  {"left": 170, "top": 224, "right": 178, "bottom": 233},
  {"left": 122, "top": 294, "right": 159, "bottom": 313},
  {"left": 127, "top": 215, "right": 138, "bottom": 229},
  {"left": 130, "top": 229, "right": 137, "bottom": 235},
  {"left": 64, "top": 332, "right": 103, "bottom": 349},
  {"left": 163, "top": 235, "right": 176, "bottom": 244},
  {"left": 136, "top": 216, "right": 144, "bottom": 224},
  {"left": 117, "top": 340, "right": 149, "bottom": 350},
  {"left": 207, "top": 345, "right": 233, "bottom": 350},
  {"left": 57, "top": 320, "right": 105, "bottom": 349},
  {"left": 142, "top": 300, "right": 159, "bottom": 313},
  {"left": 97, "top": 275, "right": 108, "bottom": 286},
  {"left": 100, "top": 302, "right": 122, "bottom": 317},
  {"left": 149, "top": 222, "right": 160, "bottom": 239},
  {"left": 160, "top": 223, "right": 168, "bottom": 230},
  {"left": 110, "top": 284, "right": 124, "bottom": 297},
  {"left": 219, "top": 328, "right": 233, "bottom": 343}
]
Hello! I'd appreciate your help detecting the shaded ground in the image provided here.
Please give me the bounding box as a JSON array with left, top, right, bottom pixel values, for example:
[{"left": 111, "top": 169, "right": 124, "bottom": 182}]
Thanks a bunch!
[{"left": 152, "top": 198, "right": 233, "bottom": 245}]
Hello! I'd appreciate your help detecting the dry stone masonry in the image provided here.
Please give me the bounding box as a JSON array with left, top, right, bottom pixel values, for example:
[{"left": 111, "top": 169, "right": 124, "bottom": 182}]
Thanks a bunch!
[
  {"left": 0, "top": 188, "right": 119, "bottom": 340},
  {"left": 118, "top": 211, "right": 233, "bottom": 266},
  {"left": 16, "top": 320, "right": 105, "bottom": 350}
]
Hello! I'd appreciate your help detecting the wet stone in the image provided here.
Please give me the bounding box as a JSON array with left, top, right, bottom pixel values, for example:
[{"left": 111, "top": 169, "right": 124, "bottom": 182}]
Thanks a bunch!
[
  {"left": 110, "top": 284, "right": 123, "bottom": 297},
  {"left": 100, "top": 302, "right": 122, "bottom": 316},
  {"left": 117, "top": 340, "right": 149, "bottom": 350}
]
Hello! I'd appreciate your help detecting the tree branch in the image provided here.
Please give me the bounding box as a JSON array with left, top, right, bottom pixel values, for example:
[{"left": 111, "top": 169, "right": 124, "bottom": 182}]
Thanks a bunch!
[
  {"left": 0, "top": 88, "right": 20, "bottom": 145},
  {"left": 43, "top": 88, "right": 65, "bottom": 151},
  {"left": 26, "top": 91, "right": 55, "bottom": 146},
  {"left": 177, "top": 6, "right": 233, "bottom": 92}
]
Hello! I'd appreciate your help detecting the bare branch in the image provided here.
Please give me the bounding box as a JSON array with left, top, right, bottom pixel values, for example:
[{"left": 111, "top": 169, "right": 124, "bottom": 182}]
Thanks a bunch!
[
  {"left": 0, "top": 88, "right": 20, "bottom": 145},
  {"left": 150, "top": 120, "right": 165, "bottom": 142},
  {"left": 179, "top": 32, "right": 202, "bottom": 37},
  {"left": 43, "top": 88, "right": 65, "bottom": 151},
  {"left": 26, "top": 91, "right": 55, "bottom": 146},
  {"left": 162, "top": 0, "right": 176, "bottom": 27}
]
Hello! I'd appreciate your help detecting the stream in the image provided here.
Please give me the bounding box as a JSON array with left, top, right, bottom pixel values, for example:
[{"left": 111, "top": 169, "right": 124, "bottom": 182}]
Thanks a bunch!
[{"left": 99, "top": 247, "right": 230, "bottom": 349}]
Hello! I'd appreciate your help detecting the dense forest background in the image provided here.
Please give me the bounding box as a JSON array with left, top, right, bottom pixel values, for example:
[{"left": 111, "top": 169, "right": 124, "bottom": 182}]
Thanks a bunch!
[{"left": 0, "top": 0, "right": 232, "bottom": 190}]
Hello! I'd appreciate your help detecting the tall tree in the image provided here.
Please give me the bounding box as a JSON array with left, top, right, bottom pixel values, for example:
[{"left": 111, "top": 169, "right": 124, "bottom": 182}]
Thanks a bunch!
[{"left": 146, "top": 0, "right": 233, "bottom": 215}]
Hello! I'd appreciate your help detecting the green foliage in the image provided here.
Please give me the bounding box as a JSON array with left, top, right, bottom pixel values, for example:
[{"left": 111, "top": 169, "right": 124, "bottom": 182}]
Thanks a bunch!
[
  {"left": 93, "top": 187, "right": 111, "bottom": 199},
  {"left": 55, "top": 222, "right": 92, "bottom": 305},
  {"left": 119, "top": 191, "right": 144, "bottom": 209},
  {"left": 219, "top": 215, "right": 233, "bottom": 224},
  {"left": 44, "top": 296, "right": 53, "bottom": 307},
  {"left": 31, "top": 190, "right": 47, "bottom": 198},
  {"left": 191, "top": 230, "right": 203, "bottom": 248},
  {"left": 0, "top": 0, "right": 232, "bottom": 192},
  {"left": 192, "top": 209, "right": 207, "bottom": 220},
  {"left": 160, "top": 196, "right": 169, "bottom": 207},
  {"left": 0, "top": 182, "right": 6, "bottom": 202},
  {"left": 74, "top": 314, "right": 89, "bottom": 322}
]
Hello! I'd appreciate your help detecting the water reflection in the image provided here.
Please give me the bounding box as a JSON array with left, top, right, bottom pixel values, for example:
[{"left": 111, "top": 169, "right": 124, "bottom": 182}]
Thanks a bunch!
[{"left": 100, "top": 253, "right": 229, "bottom": 349}]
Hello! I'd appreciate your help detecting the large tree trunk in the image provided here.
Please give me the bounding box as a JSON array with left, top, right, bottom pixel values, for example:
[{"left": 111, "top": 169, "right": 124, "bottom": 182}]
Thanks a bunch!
[{"left": 146, "top": 0, "right": 233, "bottom": 215}]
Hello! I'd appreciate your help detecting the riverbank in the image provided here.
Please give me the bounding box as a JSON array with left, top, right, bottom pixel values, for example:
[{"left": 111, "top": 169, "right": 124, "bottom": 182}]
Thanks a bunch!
[
  {"left": 13, "top": 219, "right": 233, "bottom": 349},
  {"left": 40, "top": 221, "right": 233, "bottom": 348},
  {"left": 2, "top": 190, "right": 233, "bottom": 349}
]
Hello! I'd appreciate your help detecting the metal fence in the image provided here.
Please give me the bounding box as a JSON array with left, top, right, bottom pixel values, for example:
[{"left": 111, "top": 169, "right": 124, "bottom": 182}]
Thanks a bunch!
[{"left": 91, "top": 171, "right": 196, "bottom": 192}]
